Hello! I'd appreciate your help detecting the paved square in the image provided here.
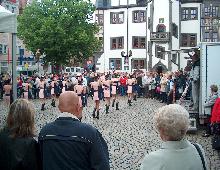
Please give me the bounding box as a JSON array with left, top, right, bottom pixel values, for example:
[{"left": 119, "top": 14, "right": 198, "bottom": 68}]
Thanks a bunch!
[{"left": 0, "top": 97, "right": 220, "bottom": 169}]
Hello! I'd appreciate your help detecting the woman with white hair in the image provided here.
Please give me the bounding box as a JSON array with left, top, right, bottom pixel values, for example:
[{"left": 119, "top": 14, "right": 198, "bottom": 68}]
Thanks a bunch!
[{"left": 140, "top": 104, "right": 207, "bottom": 170}]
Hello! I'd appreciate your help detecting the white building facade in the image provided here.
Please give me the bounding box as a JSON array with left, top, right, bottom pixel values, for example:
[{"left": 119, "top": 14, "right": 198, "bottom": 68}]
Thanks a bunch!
[
  {"left": 94, "top": 0, "right": 147, "bottom": 73},
  {"left": 94, "top": 0, "right": 220, "bottom": 73}
]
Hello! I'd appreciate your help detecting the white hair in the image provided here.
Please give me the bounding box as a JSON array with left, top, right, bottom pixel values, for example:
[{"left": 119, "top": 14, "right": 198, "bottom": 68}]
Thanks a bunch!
[{"left": 154, "top": 104, "right": 189, "bottom": 141}]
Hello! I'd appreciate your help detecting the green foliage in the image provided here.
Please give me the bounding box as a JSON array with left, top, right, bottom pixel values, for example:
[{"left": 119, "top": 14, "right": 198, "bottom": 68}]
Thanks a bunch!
[{"left": 18, "top": 0, "right": 100, "bottom": 65}]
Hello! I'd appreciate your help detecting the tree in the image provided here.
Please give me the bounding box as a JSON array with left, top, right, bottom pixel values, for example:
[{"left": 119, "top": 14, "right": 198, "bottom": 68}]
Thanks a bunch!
[{"left": 18, "top": 0, "right": 101, "bottom": 65}]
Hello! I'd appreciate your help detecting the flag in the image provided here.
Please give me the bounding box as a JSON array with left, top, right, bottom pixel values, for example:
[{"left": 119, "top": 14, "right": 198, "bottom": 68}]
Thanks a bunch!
[{"left": 7, "top": 47, "right": 10, "bottom": 64}]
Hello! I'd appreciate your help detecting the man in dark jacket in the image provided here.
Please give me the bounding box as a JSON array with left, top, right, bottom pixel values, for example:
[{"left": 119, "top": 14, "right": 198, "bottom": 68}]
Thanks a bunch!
[{"left": 38, "top": 91, "right": 110, "bottom": 170}]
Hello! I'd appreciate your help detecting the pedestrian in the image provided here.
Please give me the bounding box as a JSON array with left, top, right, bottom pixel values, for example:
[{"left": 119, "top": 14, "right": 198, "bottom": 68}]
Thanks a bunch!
[
  {"left": 202, "top": 85, "right": 219, "bottom": 137},
  {"left": 74, "top": 81, "right": 84, "bottom": 113},
  {"left": 160, "top": 73, "right": 168, "bottom": 103},
  {"left": 140, "top": 104, "right": 207, "bottom": 170},
  {"left": 120, "top": 74, "right": 127, "bottom": 96},
  {"left": 189, "top": 50, "right": 200, "bottom": 111},
  {"left": 38, "top": 91, "right": 110, "bottom": 170},
  {"left": 0, "top": 99, "right": 40, "bottom": 170},
  {"left": 111, "top": 74, "right": 120, "bottom": 110}
]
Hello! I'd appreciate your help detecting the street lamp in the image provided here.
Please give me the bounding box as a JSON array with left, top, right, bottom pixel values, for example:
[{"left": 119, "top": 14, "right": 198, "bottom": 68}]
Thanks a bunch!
[{"left": 121, "top": 50, "right": 132, "bottom": 67}]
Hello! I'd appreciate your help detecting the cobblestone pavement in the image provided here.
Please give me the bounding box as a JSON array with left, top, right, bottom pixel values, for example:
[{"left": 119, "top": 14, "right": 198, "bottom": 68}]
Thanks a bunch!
[{"left": 0, "top": 97, "right": 220, "bottom": 170}]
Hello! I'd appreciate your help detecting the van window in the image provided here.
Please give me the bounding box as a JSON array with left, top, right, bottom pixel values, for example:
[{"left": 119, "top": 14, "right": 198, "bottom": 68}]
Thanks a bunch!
[
  {"left": 71, "top": 68, "right": 75, "bottom": 72},
  {"left": 76, "top": 68, "right": 81, "bottom": 72},
  {"left": 66, "top": 68, "right": 70, "bottom": 72}
]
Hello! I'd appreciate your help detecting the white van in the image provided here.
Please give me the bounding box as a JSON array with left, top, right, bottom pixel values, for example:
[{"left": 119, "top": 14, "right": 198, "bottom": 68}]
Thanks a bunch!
[{"left": 64, "top": 67, "right": 84, "bottom": 76}]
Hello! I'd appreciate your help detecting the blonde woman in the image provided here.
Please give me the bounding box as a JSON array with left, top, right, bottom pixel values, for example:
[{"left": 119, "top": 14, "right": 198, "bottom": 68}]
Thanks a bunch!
[{"left": 0, "top": 99, "right": 40, "bottom": 170}]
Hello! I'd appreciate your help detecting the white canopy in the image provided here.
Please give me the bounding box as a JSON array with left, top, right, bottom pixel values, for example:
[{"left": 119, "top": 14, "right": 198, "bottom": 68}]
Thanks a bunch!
[{"left": 0, "top": 5, "right": 17, "bottom": 33}]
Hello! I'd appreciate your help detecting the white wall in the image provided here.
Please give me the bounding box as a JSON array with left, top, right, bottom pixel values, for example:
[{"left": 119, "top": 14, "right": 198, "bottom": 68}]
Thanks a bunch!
[
  {"left": 96, "top": 6, "right": 147, "bottom": 72},
  {"left": 153, "top": 0, "right": 170, "bottom": 32},
  {"left": 151, "top": 0, "right": 170, "bottom": 69},
  {"left": 180, "top": 3, "right": 201, "bottom": 70}
]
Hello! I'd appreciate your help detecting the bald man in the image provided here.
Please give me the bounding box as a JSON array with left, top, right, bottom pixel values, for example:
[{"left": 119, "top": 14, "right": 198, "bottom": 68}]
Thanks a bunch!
[{"left": 38, "top": 91, "right": 110, "bottom": 170}]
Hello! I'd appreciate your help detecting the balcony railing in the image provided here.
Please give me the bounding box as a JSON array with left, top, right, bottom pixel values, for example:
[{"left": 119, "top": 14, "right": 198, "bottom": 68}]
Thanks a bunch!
[{"left": 150, "top": 32, "right": 170, "bottom": 42}]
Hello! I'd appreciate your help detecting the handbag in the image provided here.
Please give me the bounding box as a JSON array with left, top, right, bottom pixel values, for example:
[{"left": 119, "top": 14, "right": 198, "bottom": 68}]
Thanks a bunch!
[
  {"left": 192, "top": 143, "right": 207, "bottom": 170},
  {"left": 212, "top": 135, "right": 220, "bottom": 150}
]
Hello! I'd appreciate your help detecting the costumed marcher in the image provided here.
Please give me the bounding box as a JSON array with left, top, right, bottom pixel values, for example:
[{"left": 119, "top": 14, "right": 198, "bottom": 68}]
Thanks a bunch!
[
  {"left": 111, "top": 74, "right": 119, "bottom": 110},
  {"left": 103, "top": 75, "right": 112, "bottom": 114},
  {"left": 127, "top": 75, "right": 134, "bottom": 106},
  {"left": 3, "top": 79, "right": 11, "bottom": 107},
  {"left": 50, "top": 77, "right": 56, "bottom": 107},
  {"left": 81, "top": 75, "right": 88, "bottom": 107},
  {"left": 74, "top": 81, "right": 84, "bottom": 121},
  {"left": 90, "top": 76, "right": 101, "bottom": 119},
  {"left": 132, "top": 74, "right": 138, "bottom": 101},
  {"left": 39, "top": 77, "right": 46, "bottom": 111}
]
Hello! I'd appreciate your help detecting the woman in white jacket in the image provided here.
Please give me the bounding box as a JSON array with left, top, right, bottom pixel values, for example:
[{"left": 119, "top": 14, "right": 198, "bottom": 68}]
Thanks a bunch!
[{"left": 141, "top": 104, "right": 207, "bottom": 170}]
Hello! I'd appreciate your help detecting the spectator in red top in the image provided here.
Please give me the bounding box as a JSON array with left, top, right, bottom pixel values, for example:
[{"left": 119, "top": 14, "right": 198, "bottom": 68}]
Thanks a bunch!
[
  {"left": 211, "top": 98, "right": 220, "bottom": 124},
  {"left": 120, "top": 74, "right": 127, "bottom": 96}
]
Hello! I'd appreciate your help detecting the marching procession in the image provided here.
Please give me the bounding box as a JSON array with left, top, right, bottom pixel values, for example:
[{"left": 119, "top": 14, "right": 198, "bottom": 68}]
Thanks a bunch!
[{"left": 0, "top": 69, "right": 191, "bottom": 115}]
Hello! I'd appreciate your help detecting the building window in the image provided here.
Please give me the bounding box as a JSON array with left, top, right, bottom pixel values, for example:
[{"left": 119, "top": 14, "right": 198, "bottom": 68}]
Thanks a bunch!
[
  {"left": 171, "top": 54, "right": 177, "bottom": 64},
  {"left": 1, "top": 62, "right": 8, "bottom": 73},
  {"left": 181, "top": 33, "right": 197, "bottom": 47},
  {"left": 148, "top": 17, "right": 151, "bottom": 30},
  {"left": 133, "top": 10, "right": 146, "bottom": 23},
  {"left": 213, "top": 32, "right": 218, "bottom": 42},
  {"left": 110, "top": 12, "right": 124, "bottom": 24},
  {"left": 203, "top": 32, "right": 218, "bottom": 42},
  {"left": 212, "top": 6, "right": 219, "bottom": 17},
  {"left": 3, "top": 45, "right": 7, "bottom": 54},
  {"left": 95, "top": 14, "right": 104, "bottom": 26},
  {"left": 172, "top": 23, "right": 178, "bottom": 38},
  {"left": 155, "top": 45, "right": 165, "bottom": 60},
  {"left": 190, "top": 9, "right": 197, "bottom": 19},
  {"left": 109, "top": 58, "right": 122, "bottom": 70},
  {"left": 110, "top": 37, "right": 124, "bottom": 50},
  {"left": 204, "top": 6, "right": 219, "bottom": 17},
  {"left": 132, "top": 36, "right": 145, "bottom": 49},
  {"left": 181, "top": 8, "right": 198, "bottom": 20},
  {"left": 182, "top": 8, "right": 189, "bottom": 20},
  {"left": 0, "top": 44, "right": 2, "bottom": 54},
  {"left": 132, "top": 59, "right": 145, "bottom": 69}
]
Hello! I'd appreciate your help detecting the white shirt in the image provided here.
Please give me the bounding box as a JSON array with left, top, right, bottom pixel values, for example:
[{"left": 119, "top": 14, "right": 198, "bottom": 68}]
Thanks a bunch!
[
  {"left": 71, "top": 77, "right": 78, "bottom": 85},
  {"left": 58, "top": 112, "right": 79, "bottom": 120},
  {"left": 142, "top": 76, "right": 148, "bottom": 85},
  {"left": 82, "top": 77, "right": 87, "bottom": 87}
]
